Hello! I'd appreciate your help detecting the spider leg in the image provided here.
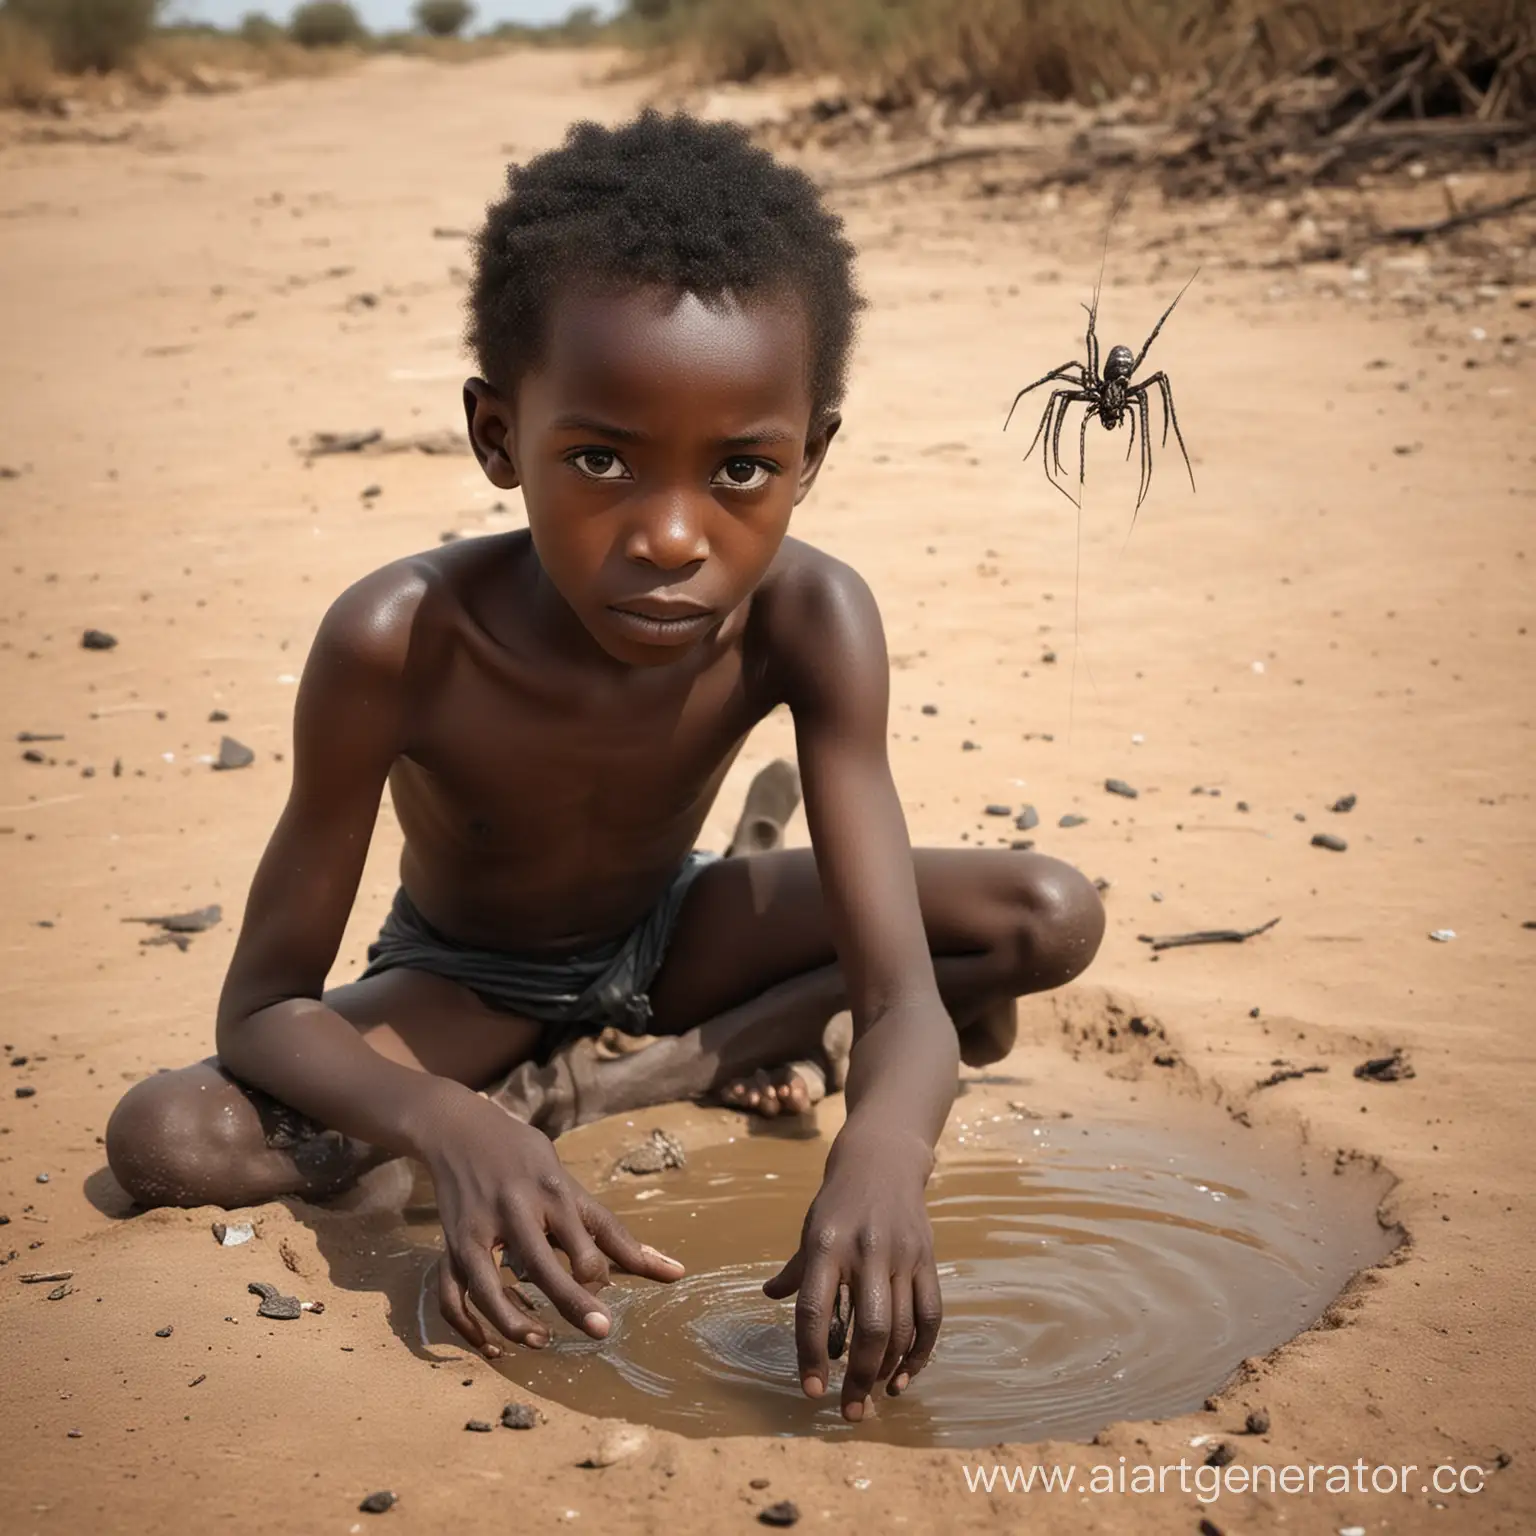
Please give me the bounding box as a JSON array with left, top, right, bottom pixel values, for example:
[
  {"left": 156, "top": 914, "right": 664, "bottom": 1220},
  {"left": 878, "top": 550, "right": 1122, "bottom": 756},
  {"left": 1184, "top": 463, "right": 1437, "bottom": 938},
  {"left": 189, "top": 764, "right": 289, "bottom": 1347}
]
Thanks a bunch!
[
  {"left": 1051, "top": 390, "right": 1095, "bottom": 483},
  {"left": 1134, "top": 386, "right": 1154, "bottom": 513},
  {"left": 1080, "top": 300, "right": 1101, "bottom": 387},
  {"left": 1020, "top": 390, "right": 1086, "bottom": 506},
  {"left": 1004, "top": 363, "right": 1089, "bottom": 431},
  {"left": 1077, "top": 403, "right": 1098, "bottom": 499},
  {"left": 1141, "top": 370, "right": 1196, "bottom": 492},
  {"left": 1129, "top": 267, "right": 1200, "bottom": 375},
  {"left": 1124, "top": 406, "right": 1136, "bottom": 462}
]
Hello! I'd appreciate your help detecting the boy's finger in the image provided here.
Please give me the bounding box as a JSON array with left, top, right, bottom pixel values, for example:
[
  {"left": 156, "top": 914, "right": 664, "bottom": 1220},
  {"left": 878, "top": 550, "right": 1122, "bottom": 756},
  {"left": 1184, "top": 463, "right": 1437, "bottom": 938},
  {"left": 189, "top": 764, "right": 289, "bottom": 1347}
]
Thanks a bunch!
[
  {"left": 435, "top": 1257, "right": 488, "bottom": 1353},
  {"left": 545, "top": 1202, "right": 611, "bottom": 1293},
  {"left": 879, "top": 1276, "right": 915, "bottom": 1388},
  {"left": 582, "top": 1198, "right": 686, "bottom": 1282},
  {"left": 893, "top": 1261, "right": 943, "bottom": 1387},
  {"left": 459, "top": 1243, "right": 548, "bottom": 1347},
  {"left": 761, "top": 1246, "right": 805, "bottom": 1301},
  {"left": 510, "top": 1217, "right": 612, "bottom": 1337},
  {"left": 840, "top": 1271, "right": 892, "bottom": 1420},
  {"left": 791, "top": 1254, "right": 839, "bottom": 1399}
]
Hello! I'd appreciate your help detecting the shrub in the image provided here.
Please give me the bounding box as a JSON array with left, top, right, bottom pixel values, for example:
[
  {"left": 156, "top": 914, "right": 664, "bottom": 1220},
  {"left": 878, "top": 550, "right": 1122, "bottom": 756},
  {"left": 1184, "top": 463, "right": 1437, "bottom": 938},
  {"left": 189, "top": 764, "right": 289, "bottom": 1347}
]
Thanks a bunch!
[
  {"left": 0, "top": 10, "right": 54, "bottom": 103},
  {"left": 239, "top": 10, "right": 284, "bottom": 45},
  {"left": 6, "top": 0, "right": 161, "bottom": 73},
  {"left": 413, "top": 0, "right": 472, "bottom": 38},
  {"left": 288, "top": 0, "right": 364, "bottom": 47}
]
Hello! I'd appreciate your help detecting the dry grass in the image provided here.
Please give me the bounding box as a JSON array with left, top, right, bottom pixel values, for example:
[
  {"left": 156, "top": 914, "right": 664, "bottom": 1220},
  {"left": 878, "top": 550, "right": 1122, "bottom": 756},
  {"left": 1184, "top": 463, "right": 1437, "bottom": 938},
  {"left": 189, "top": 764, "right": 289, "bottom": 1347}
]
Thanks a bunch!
[{"left": 654, "top": 0, "right": 1534, "bottom": 117}]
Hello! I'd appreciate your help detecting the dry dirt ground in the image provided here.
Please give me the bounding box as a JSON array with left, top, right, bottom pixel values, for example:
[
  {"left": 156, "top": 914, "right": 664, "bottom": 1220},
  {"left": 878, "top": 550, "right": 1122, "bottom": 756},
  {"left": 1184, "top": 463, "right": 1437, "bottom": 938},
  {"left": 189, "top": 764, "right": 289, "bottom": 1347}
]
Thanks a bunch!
[{"left": 2, "top": 46, "right": 1534, "bottom": 1536}]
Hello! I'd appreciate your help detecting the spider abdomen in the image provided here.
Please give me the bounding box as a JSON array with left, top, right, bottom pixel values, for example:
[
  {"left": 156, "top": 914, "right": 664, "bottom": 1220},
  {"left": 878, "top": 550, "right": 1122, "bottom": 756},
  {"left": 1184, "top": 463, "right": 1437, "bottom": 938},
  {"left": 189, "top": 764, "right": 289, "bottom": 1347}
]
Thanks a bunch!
[{"left": 1100, "top": 376, "right": 1128, "bottom": 427}]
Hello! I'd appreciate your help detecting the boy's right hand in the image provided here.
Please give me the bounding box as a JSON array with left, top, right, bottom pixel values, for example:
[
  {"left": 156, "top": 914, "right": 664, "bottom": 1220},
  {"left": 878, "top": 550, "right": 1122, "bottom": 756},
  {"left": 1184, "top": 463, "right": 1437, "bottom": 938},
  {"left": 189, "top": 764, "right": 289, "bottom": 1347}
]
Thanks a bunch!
[{"left": 422, "top": 1093, "right": 684, "bottom": 1356}]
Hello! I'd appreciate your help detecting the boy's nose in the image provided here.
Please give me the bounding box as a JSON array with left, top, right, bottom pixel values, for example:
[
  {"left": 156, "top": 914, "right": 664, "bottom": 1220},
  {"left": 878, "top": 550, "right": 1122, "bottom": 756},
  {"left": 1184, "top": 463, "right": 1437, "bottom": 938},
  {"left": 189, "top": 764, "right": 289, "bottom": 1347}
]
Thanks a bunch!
[{"left": 625, "top": 496, "right": 709, "bottom": 570}]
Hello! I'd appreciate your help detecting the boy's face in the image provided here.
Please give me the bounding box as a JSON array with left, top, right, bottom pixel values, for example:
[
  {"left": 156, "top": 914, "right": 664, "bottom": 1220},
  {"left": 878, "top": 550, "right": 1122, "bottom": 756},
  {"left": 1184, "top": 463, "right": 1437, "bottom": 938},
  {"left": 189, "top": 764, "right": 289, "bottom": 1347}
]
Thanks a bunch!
[{"left": 465, "top": 282, "right": 837, "bottom": 666}]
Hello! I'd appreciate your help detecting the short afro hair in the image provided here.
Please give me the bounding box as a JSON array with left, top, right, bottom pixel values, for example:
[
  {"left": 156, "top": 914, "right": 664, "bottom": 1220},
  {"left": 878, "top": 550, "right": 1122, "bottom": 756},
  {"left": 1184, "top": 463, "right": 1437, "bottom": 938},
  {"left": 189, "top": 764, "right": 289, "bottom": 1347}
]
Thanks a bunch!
[{"left": 467, "top": 110, "right": 863, "bottom": 423}]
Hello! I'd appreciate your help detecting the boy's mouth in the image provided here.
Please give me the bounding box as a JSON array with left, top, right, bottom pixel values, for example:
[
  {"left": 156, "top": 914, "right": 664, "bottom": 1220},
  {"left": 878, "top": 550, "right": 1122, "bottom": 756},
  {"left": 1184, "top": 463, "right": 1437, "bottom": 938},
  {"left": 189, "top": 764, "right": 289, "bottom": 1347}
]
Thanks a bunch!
[{"left": 607, "top": 599, "right": 717, "bottom": 646}]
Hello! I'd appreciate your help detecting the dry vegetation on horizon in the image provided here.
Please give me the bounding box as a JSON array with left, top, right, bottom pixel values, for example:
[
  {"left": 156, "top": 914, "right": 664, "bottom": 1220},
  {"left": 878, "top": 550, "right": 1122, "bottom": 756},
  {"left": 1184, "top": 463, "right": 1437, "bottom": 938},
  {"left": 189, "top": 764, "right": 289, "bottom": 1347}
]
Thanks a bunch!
[{"left": 640, "top": 0, "right": 1532, "bottom": 120}]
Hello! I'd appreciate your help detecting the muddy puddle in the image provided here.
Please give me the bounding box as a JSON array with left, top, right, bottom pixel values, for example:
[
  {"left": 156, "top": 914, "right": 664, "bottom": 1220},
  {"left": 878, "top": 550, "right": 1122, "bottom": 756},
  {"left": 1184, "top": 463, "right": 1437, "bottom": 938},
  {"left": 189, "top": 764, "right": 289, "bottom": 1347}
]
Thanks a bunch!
[{"left": 406, "top": 1101, "right": 1396, "bottom": 1447}]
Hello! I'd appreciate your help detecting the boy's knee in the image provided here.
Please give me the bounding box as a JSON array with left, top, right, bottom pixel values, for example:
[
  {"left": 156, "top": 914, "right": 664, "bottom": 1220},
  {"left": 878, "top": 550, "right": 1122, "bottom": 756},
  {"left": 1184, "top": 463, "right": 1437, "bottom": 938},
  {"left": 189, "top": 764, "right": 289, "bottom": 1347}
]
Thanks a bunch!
[
  {"left": 105, "top": 1068, "right": 244, "bottom": 1209},
  {"left": 995, "top": 855, "right": 1105, "bottom": 993}
]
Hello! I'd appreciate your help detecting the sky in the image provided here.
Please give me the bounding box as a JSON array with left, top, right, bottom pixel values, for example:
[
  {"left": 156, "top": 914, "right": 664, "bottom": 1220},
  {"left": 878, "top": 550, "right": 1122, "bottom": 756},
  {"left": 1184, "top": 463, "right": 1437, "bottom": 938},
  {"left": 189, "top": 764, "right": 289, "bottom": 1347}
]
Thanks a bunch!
[{"left": 171, "top": 0, "right": 619, "bottom": 34}]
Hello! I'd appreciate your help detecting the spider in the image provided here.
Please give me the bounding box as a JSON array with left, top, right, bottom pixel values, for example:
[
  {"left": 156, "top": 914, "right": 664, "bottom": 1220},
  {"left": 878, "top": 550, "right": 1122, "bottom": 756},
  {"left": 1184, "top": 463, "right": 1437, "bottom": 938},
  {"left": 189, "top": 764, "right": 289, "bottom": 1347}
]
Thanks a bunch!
[{"left": 1005, "top": 269, "right": 1198, "bottom": 517}]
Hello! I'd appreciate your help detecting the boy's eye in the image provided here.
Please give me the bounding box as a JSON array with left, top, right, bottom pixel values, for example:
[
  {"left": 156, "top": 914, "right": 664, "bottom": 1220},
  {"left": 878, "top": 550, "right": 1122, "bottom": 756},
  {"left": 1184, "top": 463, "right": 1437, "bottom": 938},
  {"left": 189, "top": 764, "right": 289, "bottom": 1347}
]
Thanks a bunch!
[
  {"left": 570, "top": 449, "right": 630, "bottom": 481},
  {"left": 712, "top": 458, "right": 775, "bottom": 492}
]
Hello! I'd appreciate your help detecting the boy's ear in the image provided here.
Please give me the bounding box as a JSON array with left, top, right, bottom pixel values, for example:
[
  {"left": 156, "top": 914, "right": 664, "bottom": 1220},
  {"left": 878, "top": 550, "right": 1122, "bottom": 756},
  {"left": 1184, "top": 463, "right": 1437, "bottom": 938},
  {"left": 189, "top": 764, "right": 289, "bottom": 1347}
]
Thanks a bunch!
[
  {"left": 793, "top": 412, "right": 842, "bottom": 505},
  {"left": 463, "top": 378, "right": 520, "bottom": 490}
]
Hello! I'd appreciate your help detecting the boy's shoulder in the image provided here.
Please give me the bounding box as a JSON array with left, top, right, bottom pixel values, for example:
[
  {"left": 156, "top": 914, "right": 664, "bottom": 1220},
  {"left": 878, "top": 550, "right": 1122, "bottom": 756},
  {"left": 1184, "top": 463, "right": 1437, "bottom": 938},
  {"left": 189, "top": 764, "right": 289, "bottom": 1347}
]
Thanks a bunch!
[{"left": 312, "top": 533, "right": 518, "bottom": 679}]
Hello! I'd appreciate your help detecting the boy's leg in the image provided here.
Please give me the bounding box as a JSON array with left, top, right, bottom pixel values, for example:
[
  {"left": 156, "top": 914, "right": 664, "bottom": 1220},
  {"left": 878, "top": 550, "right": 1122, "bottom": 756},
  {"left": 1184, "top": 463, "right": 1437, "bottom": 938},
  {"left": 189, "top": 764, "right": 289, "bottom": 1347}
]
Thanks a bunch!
[
  {"left": 104, "top": 968, "right": 543, "bottom": 1210},
  {"left": 492, "top": 844, "right": 1103, "bottom": 1134}
]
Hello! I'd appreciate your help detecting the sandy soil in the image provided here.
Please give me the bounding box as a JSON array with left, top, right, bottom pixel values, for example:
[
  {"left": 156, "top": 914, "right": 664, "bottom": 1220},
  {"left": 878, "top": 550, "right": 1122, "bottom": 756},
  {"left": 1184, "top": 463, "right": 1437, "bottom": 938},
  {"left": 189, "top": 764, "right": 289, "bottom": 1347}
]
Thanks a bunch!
[{"left": 2, "top": 46, "right": 1534, "bottom": 1535}]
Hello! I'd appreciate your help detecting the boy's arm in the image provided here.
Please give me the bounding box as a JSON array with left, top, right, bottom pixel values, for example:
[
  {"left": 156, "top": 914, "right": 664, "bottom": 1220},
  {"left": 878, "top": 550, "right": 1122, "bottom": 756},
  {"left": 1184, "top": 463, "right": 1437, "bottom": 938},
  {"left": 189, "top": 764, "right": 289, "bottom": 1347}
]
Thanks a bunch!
[
  {"left": 217, "top": 570, "right": 681, "bottom": 1350},
  {"left": 214, "top": 568, "right": 461, "bottom": 1153},
  {"left": 762, "top": 552, "right": 960, "bottom": 1419}
]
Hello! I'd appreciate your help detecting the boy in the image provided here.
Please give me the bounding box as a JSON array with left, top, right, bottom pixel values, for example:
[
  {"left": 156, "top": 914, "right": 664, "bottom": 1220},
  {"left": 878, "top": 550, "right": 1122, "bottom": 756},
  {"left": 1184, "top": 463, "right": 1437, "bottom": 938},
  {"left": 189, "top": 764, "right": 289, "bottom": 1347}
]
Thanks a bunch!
[{"left": 106, "top": 113, "right": 1104, "bottom": 1422}]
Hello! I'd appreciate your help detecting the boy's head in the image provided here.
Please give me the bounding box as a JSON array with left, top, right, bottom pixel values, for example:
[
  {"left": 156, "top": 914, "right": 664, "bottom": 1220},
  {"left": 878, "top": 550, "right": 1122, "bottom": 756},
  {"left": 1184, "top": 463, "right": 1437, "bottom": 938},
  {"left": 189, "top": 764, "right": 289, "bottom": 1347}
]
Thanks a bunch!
[
  {"left": 467, "top": 110, "right": 862, "bottom": 429},
  {"left": 462, "top": 112, "right": 865, "bottom": 665}
]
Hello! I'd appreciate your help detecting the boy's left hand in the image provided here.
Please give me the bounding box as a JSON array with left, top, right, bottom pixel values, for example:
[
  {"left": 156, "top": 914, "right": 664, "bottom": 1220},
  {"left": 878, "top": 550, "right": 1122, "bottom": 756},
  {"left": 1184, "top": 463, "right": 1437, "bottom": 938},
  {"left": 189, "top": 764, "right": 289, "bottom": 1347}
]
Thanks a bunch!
[{"left": 763, "top": 1125, "right": 940, "bottom": 1421}]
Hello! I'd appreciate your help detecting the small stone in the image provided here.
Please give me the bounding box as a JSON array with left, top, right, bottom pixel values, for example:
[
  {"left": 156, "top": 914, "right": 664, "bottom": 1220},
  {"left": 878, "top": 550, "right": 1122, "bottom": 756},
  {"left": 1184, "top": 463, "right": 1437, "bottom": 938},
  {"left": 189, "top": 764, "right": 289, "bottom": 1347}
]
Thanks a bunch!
[
  {"left": 612, "top": 1128, "right": 685, "bottom": 1177},
  {"left": 358, "top": 1491, "right": 397, "bottom": 1514},
  {"left": 961, "top": 740, "right": 978, "bottom": 751},
  {"left": 361, "top": 484, "right": 382, "bottom": 499},
  {"left": 80, "top": 629, "right": 117, "bottom": 651},
  {"left": 1199, "top": 1520, "right": 1226, "bottom": 1536},
  {"left": 1236, "top": 800, "right": 1249, "bottom": 812},
  {"left": 749, "top": 1478, "right": 771, "bottom": 1490},
  {"left": 15, "top": 1086, "right": 35, "bottom": 1099},
  {"left": 1058, "top": 813, "right": 1087, "bottom": 828},
  {"left": 67, "top": 1429, "right": 83, "bottom": 1439},
  {"left": 1204, "top": 1441, "right": 1235, "bottom": 1467},
  {"left": 920, "top": 704, "right": 937, "bottom": 715},
  {"left": 212, "top": 1221, "right": 253, "bottom": 1246},
  {"left": 1104, "top": 778, "right": 1138, "bottom": 798},
  {"left": 1009, "top": 839, "right": 1034, "bottom": 851},
  {"left": 465, "top": 1419, "right": 494, "bottom": 1433},
  {"left": 248, "top": 1280, "right": 302, "bottom": 1320},
  {"left": 21, "top": 749, "right": 44, "bottom": 764},
  {"left": 1329, "top": 793, "right": 1357, "bottom": 813},
  {"left": 1245, "top": 1408, "right": 1271, "bottom": 1435},
  {"left": 155, "top": 1325, "right": 174, "bottom": 1338},
  {"left": 46, "top": 1283, "right": 71, "bottom": 1300},
  {"left": 1041, "top": 649, "right": 1057, "bottom": 664},
  {"left": 1428, "top": 929, "right": 1455, "bottom": 943},
  {"left": 1354, "top": 1050, "right": 1414, "bottom": 1083},
  {"left": 208, "top": 709, "right": 229, "bottom": 723},
  {"left": 214, "top": 736, "right": 255, "bottom": 771},
  {"left": 1311, "top": 833, "right": 1347, "bottom": 852},
  {"left": 35, "top": 1173, "right": 49, "bottom": 1184},
  {"left": 759, "top": 1503, "right": 801, "bottom": 1528},
  {"left": 1014, "top": 805, "right": 1039, "bottom": 831},
  {"left": 585, "top": 1423, "right": 649, "bottom": 1467},
  {"left": 501, "top": 1402, "right": 539, "bottom": 1430},
  {"left": 984, "top": 803, "right": 1011, "bottom": 817}
]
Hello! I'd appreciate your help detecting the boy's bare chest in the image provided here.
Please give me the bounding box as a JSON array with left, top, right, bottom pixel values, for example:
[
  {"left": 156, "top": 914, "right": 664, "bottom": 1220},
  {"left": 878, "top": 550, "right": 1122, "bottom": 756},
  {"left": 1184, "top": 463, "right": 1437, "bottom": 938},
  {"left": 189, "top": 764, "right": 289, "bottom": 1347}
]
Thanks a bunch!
[{"left": 392, "top": 628, "right": 769, "bottom": 861}]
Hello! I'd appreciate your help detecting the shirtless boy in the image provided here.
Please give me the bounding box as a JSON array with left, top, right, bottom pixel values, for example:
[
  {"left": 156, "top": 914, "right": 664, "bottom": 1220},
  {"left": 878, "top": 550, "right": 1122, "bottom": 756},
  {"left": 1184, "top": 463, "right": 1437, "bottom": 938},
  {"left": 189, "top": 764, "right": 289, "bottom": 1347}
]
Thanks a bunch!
[{"left": 106, "top": 112, "right": 1105, "bottom": 1422}]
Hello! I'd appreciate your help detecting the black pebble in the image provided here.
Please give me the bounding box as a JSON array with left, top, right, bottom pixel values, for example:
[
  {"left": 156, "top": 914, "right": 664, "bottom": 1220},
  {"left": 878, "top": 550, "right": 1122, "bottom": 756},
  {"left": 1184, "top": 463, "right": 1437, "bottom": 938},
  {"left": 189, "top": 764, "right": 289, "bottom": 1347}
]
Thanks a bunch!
[
  {"left": 1329, "top": 793, "right": 1357, "bottom": 813},
  {"left": 759, "top": 1502, "right": 801, "bottom": 1528},
  {"left": 500, "top": 1402, "right": 538, "bottom": 1430},
  {"left": 15, "top": 1086, "right": 35, "bottom": 1099},
  {"left": 1311, "top": 833, "right": 1347, "bottom": 852},
  {"left": 1245, "top": 1408, "right": 1271, "bottom": 1434},
  {"left": 1199, "top": 1520, "right": 1226, "bottom": 1536},
  {"left": 1204, "top": 1441, "right": 1235, "bottom": 1467},
  {"left": 1015, "top": 805, "right": 1039, "bottom": 831},
  {"left": 1009, "top": 839, "right": 1034, "bottom": 851},
  {"left": 1236, "top": 800, "right": 1250, "bottom": 812},
  {"left": 208, "top": 709, "right": 229, "bottom": 723},
  {"left": 21, "top": 749, "right": 44, "bottom": 764},
  {"left": 155, "top": 1325, "right": 174, "bottom": 1338},
  {"left": 961, "top": 740, "right": 978, "bottom": 752},
  {"left": 215, "top": 736, "right": 255, "bottom": 771},
  {"left": 920, "top": 704, "right": 938, "bottom": 715},
  {"left": 464, "top": 1419, "right": 493, "bottom": 1433},
  {"left": 11, "top": 1056, "right": 27, "bottom": 1067},
  {"left": 1104, "top": 778, "right": 1138, "bottom": 798},
  {"left": 80, "top": 629, "right": 117, "bottom": 651},
  {"left": 358, "top": 1491, "right": 397, "bottom": 1514},
  {"left": 1058, "top": 813, "right": 1087, "bottom": 828},
  {"left": 984, "top": 803, "right": 1011, "bottom": 817}
]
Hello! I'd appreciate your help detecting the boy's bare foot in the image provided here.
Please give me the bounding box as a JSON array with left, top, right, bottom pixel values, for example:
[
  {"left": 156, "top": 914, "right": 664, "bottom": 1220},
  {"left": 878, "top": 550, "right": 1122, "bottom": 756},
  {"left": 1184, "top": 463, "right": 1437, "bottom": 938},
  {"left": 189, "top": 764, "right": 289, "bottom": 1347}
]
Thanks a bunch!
[
  {"left": 725, "top": 758, "right": 802, "bottom": 857},
  {"left": 715, "top": 1009, "right": 852, "bottom": 1119}
]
